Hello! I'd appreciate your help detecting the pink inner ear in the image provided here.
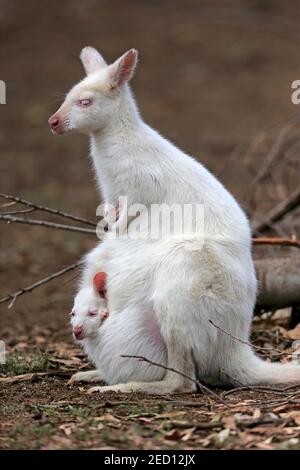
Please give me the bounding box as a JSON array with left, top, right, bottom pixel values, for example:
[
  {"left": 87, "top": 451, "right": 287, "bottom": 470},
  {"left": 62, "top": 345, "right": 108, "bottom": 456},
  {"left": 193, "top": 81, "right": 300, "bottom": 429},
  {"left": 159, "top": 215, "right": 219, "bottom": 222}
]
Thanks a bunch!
[{"left": 120, "top": 50, "right": 136, "bottom": 82}]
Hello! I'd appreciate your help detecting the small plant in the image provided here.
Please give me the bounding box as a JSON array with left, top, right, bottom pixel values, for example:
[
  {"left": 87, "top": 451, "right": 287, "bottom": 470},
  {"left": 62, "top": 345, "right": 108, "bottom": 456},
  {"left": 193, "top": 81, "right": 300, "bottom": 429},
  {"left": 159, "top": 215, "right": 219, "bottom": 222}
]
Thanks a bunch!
[{"left": 0, "top": 351, "right": 50, "bottom": 375}]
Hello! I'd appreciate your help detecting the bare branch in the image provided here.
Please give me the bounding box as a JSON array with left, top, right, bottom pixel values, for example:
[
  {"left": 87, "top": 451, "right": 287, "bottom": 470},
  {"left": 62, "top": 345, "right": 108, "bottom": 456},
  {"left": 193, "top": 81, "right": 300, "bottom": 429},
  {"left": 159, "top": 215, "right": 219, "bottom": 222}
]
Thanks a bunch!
[
  {"left": 0, "top": 261, "right": 82, "bottom": 308},
  {"left": 0, "top": 213, "right": 95, "bottom": 234},
  {"left": 0, "top": 207, "right": 35, "bottom": 216},
  {"left": 253, "top": 236, "right": 300, "bottom": 249},
  {"left": 121, "top": 354, "right": 226, "bottom": 404},
  {"left": 208, "top": 319, "right": 291, "bottom": 358},
  {"left": 249, "top": 124, "right": 293, "bottom": 191},
  {"left": 0, "top": 192, "right": 96, "bottom": 227},
  {"left": 253, "top": 185, "right": 300, "bottom": 233}
]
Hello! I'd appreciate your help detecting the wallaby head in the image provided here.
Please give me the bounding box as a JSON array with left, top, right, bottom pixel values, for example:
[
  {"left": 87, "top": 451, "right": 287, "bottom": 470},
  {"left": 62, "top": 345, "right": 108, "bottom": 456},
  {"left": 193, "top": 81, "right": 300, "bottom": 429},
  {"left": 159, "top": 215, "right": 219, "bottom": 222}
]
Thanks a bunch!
[{"left": 48, "top": 47, "right": 138, "bottom": 135}]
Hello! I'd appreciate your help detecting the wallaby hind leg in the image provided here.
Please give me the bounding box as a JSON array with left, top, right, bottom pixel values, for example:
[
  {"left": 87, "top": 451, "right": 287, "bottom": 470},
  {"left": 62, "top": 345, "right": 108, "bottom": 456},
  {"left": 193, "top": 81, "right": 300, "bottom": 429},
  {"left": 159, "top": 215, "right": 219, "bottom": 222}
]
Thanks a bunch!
[
  {"left": 69, "top": 370, "right": 102, "bottom": 384},
  {"left": 88, "top": 344, "right": 196, "bottom": 395}
]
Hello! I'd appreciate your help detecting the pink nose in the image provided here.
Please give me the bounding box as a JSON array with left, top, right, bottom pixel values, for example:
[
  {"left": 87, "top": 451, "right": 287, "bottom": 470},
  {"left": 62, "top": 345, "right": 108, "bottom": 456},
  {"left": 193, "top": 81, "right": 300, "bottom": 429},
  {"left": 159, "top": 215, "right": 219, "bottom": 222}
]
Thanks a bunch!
[
  {"left": 73, "top": 326, "right": 83, "bottom": 339},
  {"left": 48, "top": 115, "right": 60, "bottom": 130}
]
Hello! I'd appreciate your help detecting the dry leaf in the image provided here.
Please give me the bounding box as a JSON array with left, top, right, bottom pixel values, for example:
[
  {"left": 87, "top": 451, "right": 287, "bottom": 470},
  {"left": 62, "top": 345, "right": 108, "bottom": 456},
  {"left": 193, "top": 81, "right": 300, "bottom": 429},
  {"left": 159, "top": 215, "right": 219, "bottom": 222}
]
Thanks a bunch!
[
  {"left": 94, "top": 414, "right": 120, "bottom": 423},
  {"left": 287, "top": 324, "right": 300, "bottom": 340},
  {"left": 164, "top": 429, "right": 182, "bottom": 440},
  {"left": 59, "top": 423, "right": 76, "bottom": 436},
  {"left": 181, "top": 427, "right": 196, "bottom": 442},
  {"left": 282, "top": 411, "right": 300, "bottom": 426},
  {"left": 0, "top": 372, "right": 47, "bottom": 383},
  {"left": 222, "top": 416, "right": 237, "bottom": 430}
]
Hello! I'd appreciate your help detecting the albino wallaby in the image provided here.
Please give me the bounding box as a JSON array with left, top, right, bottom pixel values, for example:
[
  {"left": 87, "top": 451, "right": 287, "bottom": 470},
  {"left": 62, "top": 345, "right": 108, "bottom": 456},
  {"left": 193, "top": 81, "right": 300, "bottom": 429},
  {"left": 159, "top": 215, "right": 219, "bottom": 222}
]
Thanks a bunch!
[{"left": 49, "top": 47, "right": 300, "bottom": 394}]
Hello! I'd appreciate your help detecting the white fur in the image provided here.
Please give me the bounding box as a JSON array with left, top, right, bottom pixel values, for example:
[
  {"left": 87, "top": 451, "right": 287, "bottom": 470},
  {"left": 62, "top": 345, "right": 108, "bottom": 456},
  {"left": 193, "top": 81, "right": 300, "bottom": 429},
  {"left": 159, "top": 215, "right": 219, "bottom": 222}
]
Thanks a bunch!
[{"left": 50, "top": 47, "right": 300, "bottom": 393}]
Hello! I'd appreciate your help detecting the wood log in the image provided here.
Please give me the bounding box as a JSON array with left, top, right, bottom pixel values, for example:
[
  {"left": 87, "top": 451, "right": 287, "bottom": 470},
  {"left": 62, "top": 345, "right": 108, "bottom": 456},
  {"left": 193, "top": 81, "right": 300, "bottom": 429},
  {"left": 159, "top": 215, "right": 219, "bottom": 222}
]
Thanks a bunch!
[{"left": 255, "top": 256, "right": 300, "bottom": 311}]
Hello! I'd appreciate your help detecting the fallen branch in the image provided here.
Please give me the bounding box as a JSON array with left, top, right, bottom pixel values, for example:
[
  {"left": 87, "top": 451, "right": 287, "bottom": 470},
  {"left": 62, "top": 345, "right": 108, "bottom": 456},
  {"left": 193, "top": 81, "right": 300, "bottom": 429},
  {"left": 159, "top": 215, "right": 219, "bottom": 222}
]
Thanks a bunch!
[
  {"left": 253, "top": 185, "right": 300, "bottom": 233},
  {"left": 0, "top": 214, "right": 95, "bottom": 234},
  {"left": 0, "top": 192, "right": 96, "bottom": 227},
  {"left": 253, "top": 236, "right": 300, "bottom": 249},
  {"left": 0, "top": 261, "right": 82, "bottom": 308},
  {"left": 121, "top": 354, "right": 226, "bottom": 404}
]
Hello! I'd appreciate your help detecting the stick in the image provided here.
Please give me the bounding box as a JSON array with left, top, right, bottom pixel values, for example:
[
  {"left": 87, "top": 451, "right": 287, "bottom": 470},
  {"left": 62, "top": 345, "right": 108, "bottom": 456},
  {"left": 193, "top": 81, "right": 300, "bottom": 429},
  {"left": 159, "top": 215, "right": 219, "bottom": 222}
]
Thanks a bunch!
[
  {"left": 0, "top": 214, "right": 95, "bottom": 234},
  {"left": 253, "top": 236, "right": 300, "bottom": 249},
  {"left": 208, "top": 319, "right": 290, "bottom": 358},
  {"left": 0, "top": 261, "right": 82, "bottom": 308},
  {"left": 249, "top": 124, "right": 293, "bottom": 191},
  {"left": 121, "top": 354, "right": 226, "bottom": 404},
  {"left": 0, "top": 207, "right": 35, "bottom": 216},
  {"left": 253, "top": 185, "right": 300, "bottom": 233},
  {"left": 0, "top": 192, "right": 96, "bottom": 227},
  {"left": 2, "top": 212, "right": 300, "bottom": 247}
]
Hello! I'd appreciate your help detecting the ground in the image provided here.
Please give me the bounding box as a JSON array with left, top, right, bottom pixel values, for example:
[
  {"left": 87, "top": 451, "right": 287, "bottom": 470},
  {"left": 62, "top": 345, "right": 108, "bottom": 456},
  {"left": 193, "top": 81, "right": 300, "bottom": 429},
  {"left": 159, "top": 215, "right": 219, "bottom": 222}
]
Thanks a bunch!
[
  {"left": 1, "top": 0, "right": 300, "bottom": 450},
  {"left": 1, "top": 314, "right": 300, "bottom": 450}
]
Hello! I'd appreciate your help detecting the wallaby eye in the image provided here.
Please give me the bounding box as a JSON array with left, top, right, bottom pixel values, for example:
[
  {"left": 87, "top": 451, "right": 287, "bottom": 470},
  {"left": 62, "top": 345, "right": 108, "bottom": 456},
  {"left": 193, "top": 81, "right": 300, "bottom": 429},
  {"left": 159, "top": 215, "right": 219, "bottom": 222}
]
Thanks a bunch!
[
  {"left": 88, "top": 310, "right": 98, "bottom": 317},
  {"left": 70, "top": 311, "right": 75, "bottom": 317},
  {"left": 78, "top": 98, "right": 92, "bottom": 107}
]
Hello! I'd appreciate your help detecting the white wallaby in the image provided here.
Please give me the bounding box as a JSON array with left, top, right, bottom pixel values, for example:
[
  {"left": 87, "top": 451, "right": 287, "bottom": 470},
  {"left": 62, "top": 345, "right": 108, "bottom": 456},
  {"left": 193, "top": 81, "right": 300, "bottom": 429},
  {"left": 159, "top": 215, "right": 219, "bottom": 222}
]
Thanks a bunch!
[{"left": 49, "top": 47, "right": 300, "bottom": 393}]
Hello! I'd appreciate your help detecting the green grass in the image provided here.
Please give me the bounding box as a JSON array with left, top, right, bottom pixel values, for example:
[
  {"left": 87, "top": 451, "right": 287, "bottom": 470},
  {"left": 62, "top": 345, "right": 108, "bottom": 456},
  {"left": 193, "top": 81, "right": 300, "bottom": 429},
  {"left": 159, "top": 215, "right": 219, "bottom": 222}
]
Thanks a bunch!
[{"left": 0, "top": 351, "right": 50, "bottom": 375}]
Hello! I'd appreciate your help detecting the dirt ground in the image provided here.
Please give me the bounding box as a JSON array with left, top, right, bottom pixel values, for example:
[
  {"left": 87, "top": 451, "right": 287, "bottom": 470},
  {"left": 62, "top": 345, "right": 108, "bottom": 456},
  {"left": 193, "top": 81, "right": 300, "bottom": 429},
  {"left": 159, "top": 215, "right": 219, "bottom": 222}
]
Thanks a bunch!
[{"left": 1, "top": 0, "right": 300, "bottom": 450}]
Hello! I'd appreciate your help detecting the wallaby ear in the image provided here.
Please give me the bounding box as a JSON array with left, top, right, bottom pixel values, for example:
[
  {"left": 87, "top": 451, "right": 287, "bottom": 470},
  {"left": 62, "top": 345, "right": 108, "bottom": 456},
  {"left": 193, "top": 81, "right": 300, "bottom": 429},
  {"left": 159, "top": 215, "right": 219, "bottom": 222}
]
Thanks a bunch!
[
  {"left": 80, "top": 46, "right": 107, "bottom": 75},
  {"left": 107, "top": 49, "right": 138, "bottom": 89}
]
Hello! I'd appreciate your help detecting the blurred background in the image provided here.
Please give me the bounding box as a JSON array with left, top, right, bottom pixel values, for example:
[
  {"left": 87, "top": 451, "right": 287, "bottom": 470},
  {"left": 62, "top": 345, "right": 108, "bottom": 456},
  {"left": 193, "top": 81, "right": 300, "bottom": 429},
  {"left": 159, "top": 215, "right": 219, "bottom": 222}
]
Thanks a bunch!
[{"left": 1, "top": 0, "right": 300, "bottom": 337}]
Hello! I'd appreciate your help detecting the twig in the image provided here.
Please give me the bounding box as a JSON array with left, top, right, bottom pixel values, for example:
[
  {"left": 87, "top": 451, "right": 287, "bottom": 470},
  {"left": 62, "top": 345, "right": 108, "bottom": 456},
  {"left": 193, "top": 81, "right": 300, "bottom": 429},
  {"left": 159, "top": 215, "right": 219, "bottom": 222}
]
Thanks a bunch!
[
  {"left": 216, "top": 142, "right": 246, "bottom": 177},
  {"left": 0, "top": 261, "right": 82, "bottom": 308},
  {"left": 253, "top": 185, "right": 300, "bottom": 233},
  {"left": 249, "top": 124, "right": 293, "bottom": 192},
  {"left": 222, "top": 385, "right": 300, "bottom": 398},
  {"left": 0, "top": 214, "right": 95, "bottom": 234},
  {"left": 253, "top": 236, "right": 300, "bottom": 249},
  {"left": 0, "top": 369, "right": 78, "bottom": 383},
  {"left": 0, "top": 192, "right": 96, "bottom": 227},
  {"left": 0, "top": 207, "right": 35, "bottom": 216},
  {"left": 121, "top": 354, "right": 226, "bottom": 404},
  {"left": 208, "top": 319, "right": 290, "bottom": 358}
]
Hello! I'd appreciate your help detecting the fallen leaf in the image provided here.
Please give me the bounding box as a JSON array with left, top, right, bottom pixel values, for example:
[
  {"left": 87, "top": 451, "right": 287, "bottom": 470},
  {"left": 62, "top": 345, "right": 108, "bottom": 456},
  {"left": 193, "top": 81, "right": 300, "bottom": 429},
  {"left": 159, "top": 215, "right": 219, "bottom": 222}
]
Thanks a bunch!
[
  {"left": 222, "top": 416, "right": 236, "bottom": 430},
  {"left": 215, "top": 428, "right": 230, "bottom": 445},
  {"left": 253, "top": 408, "right": 261, "bottom": 419},
  {"left": 59, "top": 423, "right": 76, "bottom": 436},
  {"left": 94, "top": 414, "right": 120, "bottom": 423},
  {"left": 0, "top": 372, "right": 47, "bottom": 383},
  {"left": 164, "top": 429, "right": 182, "bottom": 441},
  {"left": 181, "top": 427, "right": 196, "bottom": 442},
  {"left": 282, "top": 411, "right": 300, "bottom": 426},
  {"left": 287, "top": 324, "right": 300, "bottom": 340}
]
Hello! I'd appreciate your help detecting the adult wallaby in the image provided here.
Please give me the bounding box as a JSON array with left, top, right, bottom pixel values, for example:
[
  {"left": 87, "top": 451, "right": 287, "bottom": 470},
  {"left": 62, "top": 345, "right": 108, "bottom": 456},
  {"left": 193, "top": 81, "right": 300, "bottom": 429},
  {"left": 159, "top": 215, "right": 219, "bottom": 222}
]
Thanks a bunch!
[{"left": 49, "top": 47, "right": 300, "bottom": 394}]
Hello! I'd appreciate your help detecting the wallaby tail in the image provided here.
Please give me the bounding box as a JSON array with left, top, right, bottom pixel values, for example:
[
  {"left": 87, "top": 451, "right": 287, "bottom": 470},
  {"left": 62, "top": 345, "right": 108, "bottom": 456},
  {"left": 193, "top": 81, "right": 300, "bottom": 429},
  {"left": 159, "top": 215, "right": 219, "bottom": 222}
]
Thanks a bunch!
[{"left": 228, "top": 346, "right": 300, "bottom": 386}]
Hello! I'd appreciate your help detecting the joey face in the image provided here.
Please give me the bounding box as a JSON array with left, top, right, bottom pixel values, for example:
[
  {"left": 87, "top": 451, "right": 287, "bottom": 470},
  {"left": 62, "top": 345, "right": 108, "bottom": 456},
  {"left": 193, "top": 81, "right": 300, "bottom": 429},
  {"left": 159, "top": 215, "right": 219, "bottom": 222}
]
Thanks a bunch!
[
  {"left": 48, "top": 47, "right": 138, "bottom": 135},
  {"left": 70, "top": 287, "right": 107, "bottom": 341},
  {"left": 70, "top": 308, "right": 104, "bottom": 341}
]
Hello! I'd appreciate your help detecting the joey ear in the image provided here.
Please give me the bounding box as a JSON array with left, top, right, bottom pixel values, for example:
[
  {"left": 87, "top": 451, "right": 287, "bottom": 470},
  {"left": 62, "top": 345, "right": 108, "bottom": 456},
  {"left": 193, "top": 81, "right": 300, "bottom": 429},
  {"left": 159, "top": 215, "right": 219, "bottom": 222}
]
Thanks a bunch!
[
  {"left": 107, "top": 49, "right": 138, "bottom": 89},
  {"left": 80, "top": 46, "right": 107, "bottom": 75}
]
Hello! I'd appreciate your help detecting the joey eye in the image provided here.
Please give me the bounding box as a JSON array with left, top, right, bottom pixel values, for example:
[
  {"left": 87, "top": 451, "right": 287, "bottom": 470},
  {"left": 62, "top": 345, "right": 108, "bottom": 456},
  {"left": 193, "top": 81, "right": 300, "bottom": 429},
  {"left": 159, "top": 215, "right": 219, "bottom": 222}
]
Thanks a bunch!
[
  {"left": 78, "top": 98, "right": 93, "bottom": 107},
  {"left": 88, "top": 310, "right": 98, "bottom": 317},
  {"left": 70, "top": 311, "right": 75, "bottom": 317}
]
